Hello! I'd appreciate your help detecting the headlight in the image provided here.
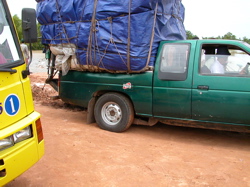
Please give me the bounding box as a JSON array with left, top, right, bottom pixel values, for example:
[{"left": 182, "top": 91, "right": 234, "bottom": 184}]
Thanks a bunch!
[
  {"left": 0, "top": 136, "right": 14, "bottom": 151},
  {"left": 0, "top": 126, "right": 32, "bottom": 152},
  {"left": 13, "top": 126, "right": 32, "bottom": 143}
]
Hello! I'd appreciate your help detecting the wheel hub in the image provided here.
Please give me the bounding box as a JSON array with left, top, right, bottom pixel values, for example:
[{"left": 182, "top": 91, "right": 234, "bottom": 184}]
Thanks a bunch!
[{"left": 102, "top": 102, "right": 122, "bottom": 125}]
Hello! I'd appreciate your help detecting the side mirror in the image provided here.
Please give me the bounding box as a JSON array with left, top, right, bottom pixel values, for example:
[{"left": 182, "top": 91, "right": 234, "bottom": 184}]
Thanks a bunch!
[
  {"left": 22, "top": 8, "right": 37, "bottom": 43},
  {"left": 0, "top": 22, "right": 3, "bottom": 34}
]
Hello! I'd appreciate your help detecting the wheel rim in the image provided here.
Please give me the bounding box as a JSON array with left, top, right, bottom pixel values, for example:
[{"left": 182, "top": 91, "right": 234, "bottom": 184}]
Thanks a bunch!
[{"left": 101, "top": 102, "right": 122, "bottom": 126}]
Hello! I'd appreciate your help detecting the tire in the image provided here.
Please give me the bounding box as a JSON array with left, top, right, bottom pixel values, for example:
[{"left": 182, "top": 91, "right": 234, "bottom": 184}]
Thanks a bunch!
[{"left": 94, "top": 93, "right": 134, "bottom": 132}]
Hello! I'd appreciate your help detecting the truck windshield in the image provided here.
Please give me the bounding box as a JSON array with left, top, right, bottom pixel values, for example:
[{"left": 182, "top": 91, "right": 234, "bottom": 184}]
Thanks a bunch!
[{"left": 0, "top": 2, "right": 20, "bottom": 65}]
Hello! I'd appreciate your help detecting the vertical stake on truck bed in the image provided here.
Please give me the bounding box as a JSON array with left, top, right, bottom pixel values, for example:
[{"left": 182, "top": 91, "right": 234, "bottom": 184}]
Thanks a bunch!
[
  {"left": 145, "top": 2, "right": 158, "bottom": 70},
  {"left": 126, "top": 0, "right": 131, "bottom": 73}
]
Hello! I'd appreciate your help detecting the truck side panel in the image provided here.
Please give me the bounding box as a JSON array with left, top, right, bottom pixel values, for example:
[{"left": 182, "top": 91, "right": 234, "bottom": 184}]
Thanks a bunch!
[
  {"left": 153, "top": 39, "right": 250, "bottom": 128},
  {"left": 59, "top": 71, "right": 154, "bottom": 116}
]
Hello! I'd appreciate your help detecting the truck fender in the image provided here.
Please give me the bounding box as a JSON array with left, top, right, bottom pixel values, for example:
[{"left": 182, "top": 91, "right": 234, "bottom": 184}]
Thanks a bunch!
[
  {"left": 87, "top": 91, "right": 135, "bottom": 125},
  {"left": 86, "top": 90, "right": 110, "bottom": 124},
  {"left": 86, "top": 97, "right": 97, "bottom": 124}
]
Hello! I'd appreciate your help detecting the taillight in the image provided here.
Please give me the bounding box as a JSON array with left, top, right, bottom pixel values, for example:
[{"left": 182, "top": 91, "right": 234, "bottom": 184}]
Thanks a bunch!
[{"left": 35, "top": 118, "right": 44, "bottom": 143}]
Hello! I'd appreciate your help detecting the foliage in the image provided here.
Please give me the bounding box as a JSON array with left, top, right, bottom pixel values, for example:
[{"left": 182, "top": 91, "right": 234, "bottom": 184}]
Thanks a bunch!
[
  {"left": 222, "top": 32, "right": 237, "bottom": 40},
  {"left": 198, "top": 31, "right": 250, "bottom": 44},
  {"left": 12, "top": 15, "right": 22, "bottom": 41},
  {"left": 186, "top": 30, "right": 199, "bottom": 39},
  {"left": 12, "top": 15, "right": 44, "bottom": 50},
  {"left": 243, "top": 37, "right": 250, "bottom": 44}
]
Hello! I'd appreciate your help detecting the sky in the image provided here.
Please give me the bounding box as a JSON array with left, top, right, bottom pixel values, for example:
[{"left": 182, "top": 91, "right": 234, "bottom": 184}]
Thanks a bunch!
[
  {"left": 182, "top": 0, "right": 250, "bottom": 39},
  {"left": 6, "top": 0, "right": 250, "bottom": 39}
]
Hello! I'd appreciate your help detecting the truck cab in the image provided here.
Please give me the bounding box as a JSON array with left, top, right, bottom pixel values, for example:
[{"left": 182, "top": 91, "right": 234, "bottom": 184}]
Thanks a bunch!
[
  {"left": 57, "top": 39, "right": 250, "bottom": 132},
  {"left": 153, "top": 40, "right": 250, "bottom": 131}
]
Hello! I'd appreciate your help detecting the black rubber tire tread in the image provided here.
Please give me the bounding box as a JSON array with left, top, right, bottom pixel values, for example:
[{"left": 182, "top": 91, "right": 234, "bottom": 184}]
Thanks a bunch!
[{"left": 94, "top": 92, "right": 134, "bottom": 132}]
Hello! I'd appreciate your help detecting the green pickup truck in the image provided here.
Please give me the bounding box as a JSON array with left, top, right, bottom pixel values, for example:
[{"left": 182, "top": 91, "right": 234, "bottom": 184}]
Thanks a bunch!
[{"left": 48, "top": 39, "right": 250, "bottom": 132}]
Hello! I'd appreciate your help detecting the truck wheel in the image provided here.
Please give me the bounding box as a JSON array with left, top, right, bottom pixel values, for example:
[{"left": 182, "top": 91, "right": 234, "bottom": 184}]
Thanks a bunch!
[{"left": 94, "top": 93, "right": 134, "bottom": 132}]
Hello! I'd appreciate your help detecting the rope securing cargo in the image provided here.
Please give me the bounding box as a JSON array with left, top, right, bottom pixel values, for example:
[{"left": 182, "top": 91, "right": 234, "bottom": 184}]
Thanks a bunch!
[{"left": 36, "top": 0, "right": 186, "bottom": 75}]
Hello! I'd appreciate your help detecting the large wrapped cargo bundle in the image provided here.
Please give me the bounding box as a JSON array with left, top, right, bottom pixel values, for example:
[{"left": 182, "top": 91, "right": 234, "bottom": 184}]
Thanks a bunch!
[{"left": 36, "top": 0, "right": 186, "bottom": 74}]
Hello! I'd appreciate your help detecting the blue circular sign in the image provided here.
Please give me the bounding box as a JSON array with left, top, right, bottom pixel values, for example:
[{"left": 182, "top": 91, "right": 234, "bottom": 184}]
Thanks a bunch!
[
  {"left": 0, "top": 105, "right": 2, "bottom": 115},
  {"left": 4, "top": 94, "right": 20, "bottom": 116}
]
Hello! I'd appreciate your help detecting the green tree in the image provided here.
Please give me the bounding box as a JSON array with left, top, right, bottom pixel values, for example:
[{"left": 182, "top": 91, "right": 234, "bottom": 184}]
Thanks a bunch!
[
  {"left": 200, "top": 32, "right": 250, "bottom": 44},
  {"left": 12, "top": 15, "right": 43, "bottom": 50},
  {"left": 186, "top": 30, "right": 198, "bottom": 39},
  {"left": 202, "top": 36, "right": 221, "bottom": 39},
  {"left": 222, "top": 32, "right": 237, "bottom": 40},
  {"left": 243, "top": 37, "right": 250, "bottom": 44},
  {"left": 12, "top": 14, "right": 22, "bottom": 41}
]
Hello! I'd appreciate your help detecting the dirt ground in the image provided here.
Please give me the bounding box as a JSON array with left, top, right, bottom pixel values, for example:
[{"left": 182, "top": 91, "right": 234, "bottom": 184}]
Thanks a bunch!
[{"left": 6, "top": 72, "right": 250, "bottom": 187}]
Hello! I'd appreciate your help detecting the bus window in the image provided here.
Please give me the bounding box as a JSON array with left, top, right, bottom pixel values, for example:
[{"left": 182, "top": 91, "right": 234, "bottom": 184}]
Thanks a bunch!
[{"left": 0, "top": 2, "right": 20, "bottom": 64}]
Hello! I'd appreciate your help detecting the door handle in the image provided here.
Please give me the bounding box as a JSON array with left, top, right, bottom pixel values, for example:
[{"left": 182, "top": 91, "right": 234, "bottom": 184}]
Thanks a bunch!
[{"left": 197, "top": 85, "right": 209, "bottom": 90}]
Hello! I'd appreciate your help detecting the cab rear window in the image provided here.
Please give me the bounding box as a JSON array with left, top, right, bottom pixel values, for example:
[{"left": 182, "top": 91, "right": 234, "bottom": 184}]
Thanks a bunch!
[{"left": 158, "top": 43, "right": 190, "bottom": 81}]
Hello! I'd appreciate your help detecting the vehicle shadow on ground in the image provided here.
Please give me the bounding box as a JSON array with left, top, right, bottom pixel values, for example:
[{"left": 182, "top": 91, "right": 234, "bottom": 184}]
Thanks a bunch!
[{"left": 126, "top": 122, "right": 250, "bottom": 150}]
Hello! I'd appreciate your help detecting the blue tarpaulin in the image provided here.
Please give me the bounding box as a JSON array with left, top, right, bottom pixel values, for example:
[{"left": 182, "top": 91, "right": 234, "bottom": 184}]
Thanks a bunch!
[{"left": 36, "top": 0, "right": 186, "bottom": 73}]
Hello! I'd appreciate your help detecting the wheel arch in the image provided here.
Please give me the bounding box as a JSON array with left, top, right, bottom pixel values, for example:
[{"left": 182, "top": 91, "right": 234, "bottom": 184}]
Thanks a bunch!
[{"left": 86, "top": 90, "right": 135, "bottom": 124}]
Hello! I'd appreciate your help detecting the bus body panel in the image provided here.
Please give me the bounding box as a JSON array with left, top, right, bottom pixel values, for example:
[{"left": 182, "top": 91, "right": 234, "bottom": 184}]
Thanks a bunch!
[
  {"left": 0, "top": 0, "right": 44, "bottom": 185},
  {"left": 0, "top": 111, "right": 44, "bottom": 186}
]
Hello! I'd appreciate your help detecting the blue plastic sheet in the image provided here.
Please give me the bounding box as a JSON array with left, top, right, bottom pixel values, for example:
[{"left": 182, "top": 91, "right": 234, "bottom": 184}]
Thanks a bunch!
[{"left": 36, "top": 0, "right": 186, "bottom": 72}]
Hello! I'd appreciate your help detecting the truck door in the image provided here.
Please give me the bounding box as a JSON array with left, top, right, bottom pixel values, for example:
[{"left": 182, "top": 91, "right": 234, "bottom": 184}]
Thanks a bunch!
[
  {"left": 192, "top": 41, "right": 250, "bottom": 124},
  {"left": 153, "top": 41, "right": 195, "bottom": 119}
]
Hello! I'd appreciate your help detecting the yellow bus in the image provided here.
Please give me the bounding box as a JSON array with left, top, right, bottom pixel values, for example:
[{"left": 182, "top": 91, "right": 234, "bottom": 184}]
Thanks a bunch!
[{"left": 0, "top": 0, "right": 44, "bottom": 186}]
